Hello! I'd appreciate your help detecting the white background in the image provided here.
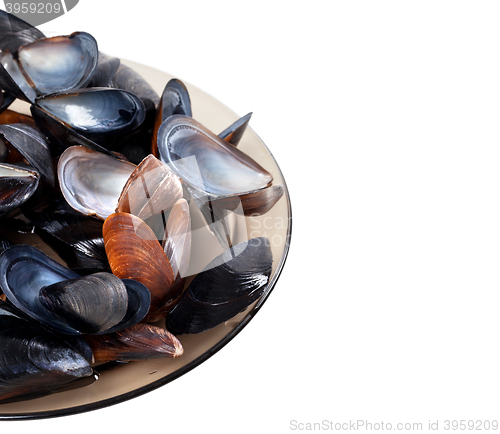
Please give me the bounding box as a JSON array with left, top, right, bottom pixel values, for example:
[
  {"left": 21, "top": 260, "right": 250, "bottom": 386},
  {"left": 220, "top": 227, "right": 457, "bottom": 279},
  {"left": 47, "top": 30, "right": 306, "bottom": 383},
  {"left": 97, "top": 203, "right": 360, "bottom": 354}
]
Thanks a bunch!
[{"left": 4, "top": 0, "right": 500, "bottom": 432}]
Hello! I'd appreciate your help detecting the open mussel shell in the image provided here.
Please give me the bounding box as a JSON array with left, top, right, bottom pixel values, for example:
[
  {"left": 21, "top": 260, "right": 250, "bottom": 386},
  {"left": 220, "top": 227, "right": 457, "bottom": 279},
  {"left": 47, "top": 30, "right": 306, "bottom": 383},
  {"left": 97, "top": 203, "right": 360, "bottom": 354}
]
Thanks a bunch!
[
  {"left": 158, "top": 78, "right": 192, "bottom": 121},
  {"left": 0, "top": 10, "right": 45, "bottom": 54},
  {"left": 218, "top": 112, "right": 252, "bottom": 147},
  {"left": 58, "top": 146, "right": 136, "bottom": 220},
  {"left": 157, "top": 115, "right": 273, "bottom": 197},
  {"left": 0, "top": 300, "right": 93, "bottom": 403},
  {"left": 0, "top": 162, "right": 39, "bottom": 216},
  {"left": 0, "top": 123, "right": 54, "bottom": 186},
  {"left": 166, "top": 237, "right": 273, "bottom": 334},
  {"left": 17, "top": 32, "right": 98, "bottom": 96},
  {"left": 0, "top": 245, "right": 149, "bottom": 335},
  {"left": 116, "top": 154, "right": 182, "bottom": 222},
  {"left": 0, "top": 32, "right": 97, "bottom": 104},
  {"left": 31, "top": 87, "right": 146, "bottom": 155},
  {"left": 103, "top": 212, "right": 177, "bottom": 321},
  {"left": 86, "top": 323, "right": 183, "bottom": 363},
  {"left": 0, "top": 50, "right": 37, "bottom": 102},
  {"left": 206, "top": 183, "right": 285, "bottom": 216},
  {"left": 152, "top": 78, "right": 192, "bottom": 157}
]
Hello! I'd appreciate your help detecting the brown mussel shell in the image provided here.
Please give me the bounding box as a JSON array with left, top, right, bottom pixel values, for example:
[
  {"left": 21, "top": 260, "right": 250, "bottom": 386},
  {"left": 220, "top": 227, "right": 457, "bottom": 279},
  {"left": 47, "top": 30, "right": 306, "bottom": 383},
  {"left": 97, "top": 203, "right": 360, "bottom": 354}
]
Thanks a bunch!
[
  {"left": 86, "top": 323, "right": 183, "bottom": 363},
  {"left": 116, "top": 154, "right": 182, "bottom": 222},
  {"left": 103, "top": 212, "right": 177, "bottom": 321}
]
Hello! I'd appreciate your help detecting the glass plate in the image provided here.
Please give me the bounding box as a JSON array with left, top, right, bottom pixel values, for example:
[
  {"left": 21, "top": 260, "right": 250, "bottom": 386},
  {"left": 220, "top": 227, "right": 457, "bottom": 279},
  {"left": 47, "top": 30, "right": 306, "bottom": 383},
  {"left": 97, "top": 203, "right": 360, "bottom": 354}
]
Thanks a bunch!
[{"left": 0, "top": 59, "right": 292, "bottom": 419}]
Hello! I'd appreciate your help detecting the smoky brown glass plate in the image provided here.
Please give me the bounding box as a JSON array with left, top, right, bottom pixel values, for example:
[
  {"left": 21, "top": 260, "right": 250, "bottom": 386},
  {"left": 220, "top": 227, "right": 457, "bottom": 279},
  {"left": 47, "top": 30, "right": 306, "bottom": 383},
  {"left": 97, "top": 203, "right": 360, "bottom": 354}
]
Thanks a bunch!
[{"left": 0, "top": 59, "right": 292, "bottom": 420}]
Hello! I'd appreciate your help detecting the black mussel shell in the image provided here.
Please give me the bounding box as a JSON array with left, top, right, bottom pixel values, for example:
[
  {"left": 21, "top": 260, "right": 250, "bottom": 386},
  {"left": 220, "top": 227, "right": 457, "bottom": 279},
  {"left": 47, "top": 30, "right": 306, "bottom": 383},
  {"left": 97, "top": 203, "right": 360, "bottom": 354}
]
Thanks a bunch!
[
  {"left": 166, "top": 237, "right": 273, "bottom": 334},
  {"left": 0, "top": 162, "right": 39, "bottom": 216},
  {"left": 152, "top": 78, "right": 191, "bottom": 158},
  {"left": 0, "top": 245, "right": 149, "bottom": 335},
  {"left": 0, "top": 123, "right": 55, "bottom": 186},
  {"left": 0, "top": 89, "right": 15, "bottom": 115},
  {"left": 0, "top": 234, "right": 11, "bottom": 256},
  {"left": 0, "top": 10, "right": 45, "bottom": 54},
  {"left": 0, "top": 50, "right": 37, "bottom": 102},
  {"left": 158, "top": 78, "right": 192, "bottom": 122},
  {"left": 24, "top": 199, "right": 109, "bottom": 274},
  {"left": 0, "top": 300, "right": 93, "bottom": 403},
  {"left": 110, "top": 63, "right": 160, "bottom": 109},
  {"left": 31, "top": 87, "right": 146, "bottom": 155},
  {"left": 104, "top": 279, "right": 151, "bottom": 334},
  {"left": 39, "top": 272, "right": 129, "bottom": 335},
  {"left": 88, "top": 52, "right": 121, "bottom": 88},
  {"left": 218, "top": 112, "right": 252, "bottom": 147}
]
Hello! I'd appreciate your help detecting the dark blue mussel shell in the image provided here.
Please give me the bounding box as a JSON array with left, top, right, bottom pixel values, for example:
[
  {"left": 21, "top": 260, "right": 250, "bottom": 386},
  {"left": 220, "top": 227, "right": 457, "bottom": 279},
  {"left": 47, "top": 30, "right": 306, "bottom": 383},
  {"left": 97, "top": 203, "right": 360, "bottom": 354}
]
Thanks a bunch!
[
  {"left": 0, "top": 300, "right": 94, "bottom": 403},
  {"left": 0, "top": 245, "right": 150, "bottom": 335},
  {"left": 166, "top": 237, "right": 273, "bottom": 334}
]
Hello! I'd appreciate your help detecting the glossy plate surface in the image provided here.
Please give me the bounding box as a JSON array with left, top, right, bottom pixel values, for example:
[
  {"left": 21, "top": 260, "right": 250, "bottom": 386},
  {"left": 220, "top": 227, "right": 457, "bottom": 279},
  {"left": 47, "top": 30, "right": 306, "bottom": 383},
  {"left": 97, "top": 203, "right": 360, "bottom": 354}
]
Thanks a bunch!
[{"left": 0, "top": 59, "right": 292, "bottom": 419}]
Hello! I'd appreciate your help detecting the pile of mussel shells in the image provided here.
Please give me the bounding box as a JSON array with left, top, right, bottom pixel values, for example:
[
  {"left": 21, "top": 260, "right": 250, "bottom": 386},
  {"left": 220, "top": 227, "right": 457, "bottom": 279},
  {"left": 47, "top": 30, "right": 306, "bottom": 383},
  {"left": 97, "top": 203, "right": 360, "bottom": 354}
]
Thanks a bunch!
[{"left": 0, "top": 10, "right": 283, "bottom": 404}]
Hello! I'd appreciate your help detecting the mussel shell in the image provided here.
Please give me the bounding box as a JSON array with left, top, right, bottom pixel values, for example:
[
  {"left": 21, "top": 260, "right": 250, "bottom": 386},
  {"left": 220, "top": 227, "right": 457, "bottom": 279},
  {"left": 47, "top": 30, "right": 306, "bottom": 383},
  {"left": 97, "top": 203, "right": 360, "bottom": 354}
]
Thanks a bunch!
[
  {"left": 86, "top": 323, "right": 183, "bottom": 363},
  {"left": 35, "top": 87, "right": 146, "bottom": 136},
  {"left": 31, "top": 87, "right": 146, "bottom": 154},
  {"left": 18, "top": 32, "right": 98, "bottom": 96},
  {"left": 0, "top": 89, "right": 15, "bottom": 116},
  {"left": 0, "top": 10, "right": 45, "bottom": 54},
  {"left": 0, "top": 123, "right": 55, "bottom": 186},
  {"left": 0, "top": 300, "right": 93, "bottom": 403},
  {"left": 0, "top": 244, "right": 80, "bottom": 333},
  {"left": 157, "top": 115, "right": 273, "bottom": 197},
  {"left": 39, "top": 272, "right": 128, "bottom": 335},
  {"left": 24, "top": 198, "right": 109, "bottom": 273},
  {"left": 166, "top": 237, "right": 272, "bottom": 334},
  {"left": 58, "top": 146, "right": 136, "bottom": 220},
  {"left": 110, "top": 63, "right": 160, "bottom": 108},
  {"left": 162, "top": 198, "right": 192, "bottom": 280},
  {"left": 218, "top": 112, "right": 252, "bottom": 147},
  {"left": 30, "top": 102, "right": 114, "bottom": 156},
  {"left": 210, "top": 184, "right": 285, "bottom": 216},
  {"left": 105, "top": 279, "right": 151, "bottom": 334},
  {"left": 88, "top": 52, "right": 121, "bottom": 88},
  {"left": 0, "top": 50, "right": 37, "bottom": 102},
  {"left": 152, "top": 78, "right": 192, "bottom": 158},
  {"left": 116, "top": 154, "right": 182, "bottom": 221},
  {"left": 103, "top": 212, "right": 176, "bottom": 321},
  {"left": 158, "top": 78, "right": 192, "bottom": 122},
  {"left": 0, "top": 245, "right": 149, "bottom": 335},
  {"left": 0, "top": 162, "right": 39, "bottom": 215}
]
